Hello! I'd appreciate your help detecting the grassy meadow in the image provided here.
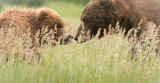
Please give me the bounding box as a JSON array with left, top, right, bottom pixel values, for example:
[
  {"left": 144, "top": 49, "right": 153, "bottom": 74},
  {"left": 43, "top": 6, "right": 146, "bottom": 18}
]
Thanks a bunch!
[{"left": 0, "top": 1, "right": 160, "bottom": 83}]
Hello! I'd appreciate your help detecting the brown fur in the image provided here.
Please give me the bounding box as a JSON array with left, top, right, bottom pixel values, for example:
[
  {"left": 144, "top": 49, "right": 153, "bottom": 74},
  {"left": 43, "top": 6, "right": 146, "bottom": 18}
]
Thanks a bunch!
[
  {"left": 75, "top": 0, "right": 160, "bottom": 40},
  {"left": 0, "top": 8, "right": 66, "bottom": 39}
]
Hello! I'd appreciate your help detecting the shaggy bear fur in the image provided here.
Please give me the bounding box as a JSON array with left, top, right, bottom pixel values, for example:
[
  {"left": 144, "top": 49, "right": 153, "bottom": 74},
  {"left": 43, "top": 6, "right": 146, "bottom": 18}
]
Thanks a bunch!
[
  {"left": 0, "top": 8, "right": 66, "bottom": 40},
  {"left": 75, "top": 0, "right": 160, "bottom": 40}
]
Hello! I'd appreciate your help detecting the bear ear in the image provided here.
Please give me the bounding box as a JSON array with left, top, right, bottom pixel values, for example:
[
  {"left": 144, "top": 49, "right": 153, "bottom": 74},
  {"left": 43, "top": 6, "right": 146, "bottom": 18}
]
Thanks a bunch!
[
  {"left": 99, "top": 0, "right": 114, "bottom": 9},
  {"left": 39, "top": 10, "right": 48, "bottom": 21}
]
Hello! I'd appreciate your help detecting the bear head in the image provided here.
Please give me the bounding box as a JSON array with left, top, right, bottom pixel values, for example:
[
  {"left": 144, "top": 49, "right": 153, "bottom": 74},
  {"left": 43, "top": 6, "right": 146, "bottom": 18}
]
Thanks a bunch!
[{"left": 75, "top": 0, "right": 133, "bottom": 41}]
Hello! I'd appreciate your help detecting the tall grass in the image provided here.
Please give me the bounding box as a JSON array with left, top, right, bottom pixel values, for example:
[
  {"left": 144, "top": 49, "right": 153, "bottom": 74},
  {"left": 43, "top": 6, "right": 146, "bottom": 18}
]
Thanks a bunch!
[{"left": 0, "top": 22, "right": 160, "bottom": 83}]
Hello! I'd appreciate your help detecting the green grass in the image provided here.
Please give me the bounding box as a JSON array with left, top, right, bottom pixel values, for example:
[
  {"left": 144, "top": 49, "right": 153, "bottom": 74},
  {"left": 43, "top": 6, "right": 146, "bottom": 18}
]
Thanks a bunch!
[
  {"left": 44, "top": 1, "right": 84, "bottom": 18},
  {"left": 0, "top": 35, "right": 160, "bottom": 83}
]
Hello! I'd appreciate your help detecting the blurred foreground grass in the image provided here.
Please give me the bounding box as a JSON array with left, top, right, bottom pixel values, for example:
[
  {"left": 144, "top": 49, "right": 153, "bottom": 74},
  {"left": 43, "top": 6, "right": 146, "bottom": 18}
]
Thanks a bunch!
[{"left": 0, "top": 35, "right": 160, "bottom": 83}]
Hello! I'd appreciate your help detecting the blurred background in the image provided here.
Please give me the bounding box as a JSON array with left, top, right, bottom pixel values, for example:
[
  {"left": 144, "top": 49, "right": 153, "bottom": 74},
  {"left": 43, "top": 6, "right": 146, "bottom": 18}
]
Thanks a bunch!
[
  {"left": 0, "top": 0, "right": 90, "bottom": 7},
  {"left": 0, "top": 0, "right": 90, "bottom": 34}
]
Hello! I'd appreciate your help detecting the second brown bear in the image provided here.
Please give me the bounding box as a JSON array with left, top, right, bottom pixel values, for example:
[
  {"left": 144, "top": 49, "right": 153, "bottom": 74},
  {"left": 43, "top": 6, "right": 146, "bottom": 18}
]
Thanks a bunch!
[
  {"left": 75, "top": 0, "right": 160, "bottom": 41},
  {"left": 0, "top": 8, "right": 66, "bottom": 42}
]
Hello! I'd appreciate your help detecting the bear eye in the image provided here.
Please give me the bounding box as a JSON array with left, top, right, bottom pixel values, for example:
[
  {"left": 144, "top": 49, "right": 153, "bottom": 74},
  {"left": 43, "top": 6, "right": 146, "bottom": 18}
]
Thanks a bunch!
[
  {"left": 83, "top": 18, "right": 88, "bottom": 23},
  {"left": 57, "top": 24, "right": 62, "bottom": 28}
]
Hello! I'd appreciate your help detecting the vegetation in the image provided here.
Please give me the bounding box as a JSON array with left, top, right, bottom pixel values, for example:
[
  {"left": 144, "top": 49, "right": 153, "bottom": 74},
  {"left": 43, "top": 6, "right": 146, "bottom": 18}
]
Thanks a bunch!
[
  {"left": 0, "top": 21, "right": 159, "bottom": 83},
  {"left": 53, "top": 0, "right": 90, "bottom": 5},
  {"left": 0, "top": 0, "right": 89, "bottom": 6},
  {"left": 0, "top": 36, "right": 159, "bottom": 83},
  {"left": 0, "top": 1, "right": 160, "bottom": 83}
]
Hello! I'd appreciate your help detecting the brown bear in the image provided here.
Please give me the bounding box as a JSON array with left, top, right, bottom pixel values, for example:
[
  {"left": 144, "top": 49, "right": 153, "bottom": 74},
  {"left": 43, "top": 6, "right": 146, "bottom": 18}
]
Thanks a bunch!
[
  {"left": 0, "top": 7, "right": 66, "bottom": 43},
  {"left": 75, "top": 0, "right": 160, "bottom": 41}
]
